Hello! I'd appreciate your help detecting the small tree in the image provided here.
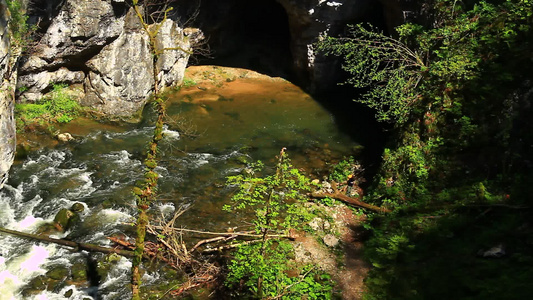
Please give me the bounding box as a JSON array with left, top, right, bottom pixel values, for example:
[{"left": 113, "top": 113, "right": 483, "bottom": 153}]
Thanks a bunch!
[
  {"left": 128, "top": 0, "right": 193, "bottom": 298},
  {"left": 223, "top": 148, "right": 333, "bottom": 299}
]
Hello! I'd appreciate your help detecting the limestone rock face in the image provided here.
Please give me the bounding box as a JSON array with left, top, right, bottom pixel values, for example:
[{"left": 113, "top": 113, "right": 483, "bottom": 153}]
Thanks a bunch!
[
  {"left": 155, "top": 19, "right": 192, "bottom": 90},
  {"left": 275, "top": 0, "right": 377, "bottom": 91},
  {"left": 0, "top": 0, "right": 16, "bottom": 189},
  {"left": 82, "top": 7, "right": 154, "bottom": 117},
  {"left": 276, "top": 0, "right": 421, "bottom": 91},
  {"left": 18, "top": 0, "right": 194, "bottom": 118}
]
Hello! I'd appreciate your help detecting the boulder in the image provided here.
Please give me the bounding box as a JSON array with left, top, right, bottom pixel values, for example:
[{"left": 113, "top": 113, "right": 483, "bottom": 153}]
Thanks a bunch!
[
  {"left": 53, "top": 208, "right": 81, "bottom": 232},
  {"left": 154, "top": 19, "right": 192, "bottom": 90},
  {"left": 323, "top": 233, "right": 339, "bottom": 248},
  {"left": 56, "top": 132, "right": 74, "bottom": 142},
  {"left": 18, "top": 0, "right": 195, "bottom": 119},
  {"left": 24, "top": 0, "right": 123, "bottom": 68}
]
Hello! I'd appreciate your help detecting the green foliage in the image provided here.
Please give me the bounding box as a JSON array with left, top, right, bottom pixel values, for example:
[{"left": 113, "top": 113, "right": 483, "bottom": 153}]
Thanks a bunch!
[
  {"left": 15, "top": 84, "right": 81, "bottom": 130},
  {"left": 319, "top": 0, "right": 533, "bottom": 299},
  {"left": 224, "top": 150, "right": 334, "bottom": 298},
  {"left": 226, "top": 240, "right": 334, "bottom": 299},
  {"left": 182, "top": 77, "right": 197, "bottom": 87},
  {"left": 6, "top": 0, "right": 36, "bottom": 52},
  {"left": 328, "top": 156, "right": 355, "bottom": 183},
  {"left": 223, "top": 151, "right": 314, "bottom": 235},
  {"left": 317, "top": 24, "right": 425, "bottom": 124}
]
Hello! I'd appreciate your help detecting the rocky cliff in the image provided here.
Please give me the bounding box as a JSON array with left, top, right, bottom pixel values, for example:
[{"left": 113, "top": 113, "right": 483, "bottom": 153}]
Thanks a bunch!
[
  {"left": 275, "top": 0, "right": 420, "bottom": 90},
  {"left": 18, "top": 0, "right": 197, "bottom": 118},
  {"left": 176, "top": 0, "right": 415, "bottom": 92},
  {"left": 0, "top": 0, "right": 16, "bottom": 189}
]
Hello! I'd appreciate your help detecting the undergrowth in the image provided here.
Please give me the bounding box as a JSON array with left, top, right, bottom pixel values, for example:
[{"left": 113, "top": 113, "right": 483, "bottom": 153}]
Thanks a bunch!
[{"left": 15, "top": 83, "right": 82, "bottom": 131}]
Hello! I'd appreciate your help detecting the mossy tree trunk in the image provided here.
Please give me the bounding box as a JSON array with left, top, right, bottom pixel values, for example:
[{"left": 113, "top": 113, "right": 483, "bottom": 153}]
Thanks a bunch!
[{"left": 129, "top": 1, "right": 171, "bottom": 298}]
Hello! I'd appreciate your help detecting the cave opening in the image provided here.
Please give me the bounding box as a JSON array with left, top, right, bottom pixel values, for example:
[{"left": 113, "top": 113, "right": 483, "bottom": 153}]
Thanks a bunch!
[{"left": 179, "top": 0, "right": 294, "bottom": 81}]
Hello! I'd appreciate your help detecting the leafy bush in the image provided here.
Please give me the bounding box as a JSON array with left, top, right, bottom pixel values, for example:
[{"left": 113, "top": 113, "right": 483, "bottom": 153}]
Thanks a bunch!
[
  {"left": 328, "top": 156, "right": 355, "bottom": 183},
  {"left": 226, "top": 240, "right": 333, "bottom": 299},
  {"left": 223, "top": 150, "right": 333, "bottom": 298}
]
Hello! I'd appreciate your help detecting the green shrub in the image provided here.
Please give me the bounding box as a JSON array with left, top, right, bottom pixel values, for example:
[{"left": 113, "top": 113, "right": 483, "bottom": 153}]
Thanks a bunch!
[
  {"left": 16, "top": 84, "right": 81, "bottom": 130},
  {"left": 226, "top": 240, "right": 333, "bottom": 299},
  {"left": 6, "top": 0, "right": 36, "bottom": 52},
  {"left": 182, "top": 77, "right": 197, "bottom": 87}
]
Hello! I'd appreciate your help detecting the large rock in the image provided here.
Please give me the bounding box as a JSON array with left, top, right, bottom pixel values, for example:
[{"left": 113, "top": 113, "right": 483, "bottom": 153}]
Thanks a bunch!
[
  {"left": 17, "top": 0, "right": 123, "bottom": 103},
  {"left": 18, "top": 0, "right": 194, "bottom": 118},
  {"left": 82, "top": 6, "right": 154, "bottom": 117},
  {"left": 17, "top": 67, "right": 85, "bottom": 102},
  {"left": 0, "top": 0, "right": 16, "bottom": 189},
  {"left": 155, "top": 19, "right": 194, "bottom": 90},
  {"left": 26, "top": 0, "right": 123, "bottom": 67},
  {"left": 277, "top": 0, "right": 377, "bottom": 90}
]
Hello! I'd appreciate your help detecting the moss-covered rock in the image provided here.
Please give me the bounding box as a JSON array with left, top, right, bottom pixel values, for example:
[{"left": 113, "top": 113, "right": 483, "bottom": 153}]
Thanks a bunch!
[
  {"left": 53, "top": 208, "right": 81, "bottom": 231},
  {"left": 97, "top": 253, "right": 122, "bottom": 279},
  {"left": 46, "top": 265, "right": 69, "bottom": 280},
  {"left": 53, "top": 208, "right": 75, "bottom": 231},
  {"left": 35, "top": 223, "right": 59, "bottom": 235},
  {"left": 70, "top": 202, "right": 85, "bottom": 213},
  {"left": 71, "top": 263, "right": 88, "bottom": 282}
]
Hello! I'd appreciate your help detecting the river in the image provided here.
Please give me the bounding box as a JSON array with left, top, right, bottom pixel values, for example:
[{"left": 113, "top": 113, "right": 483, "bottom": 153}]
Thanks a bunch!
[{"left": 0, "top": 66, "right": 362, "bottom": 300}]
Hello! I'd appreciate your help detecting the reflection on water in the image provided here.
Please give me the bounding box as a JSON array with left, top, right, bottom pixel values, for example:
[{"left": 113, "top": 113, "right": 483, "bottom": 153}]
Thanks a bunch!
[{"left": 0, "top": 67, "right": 362, "bottom": 299}]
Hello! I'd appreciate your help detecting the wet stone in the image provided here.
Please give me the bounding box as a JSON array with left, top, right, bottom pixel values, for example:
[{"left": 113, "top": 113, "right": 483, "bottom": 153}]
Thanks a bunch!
[
  {"left": 53, "top": 208, "right": 75, "bottom": 231},
  {"left": 71, "top": 263, "right": 88, "bottom": 282},
  {"left": 46, "top": 265, "right": 69, "bottom": 280},
  {"left": 64, "top": 289, "right": 74, "bottom": 298},
  {"left": 70, "top": 202, "right": 85, "bottom": 213}
]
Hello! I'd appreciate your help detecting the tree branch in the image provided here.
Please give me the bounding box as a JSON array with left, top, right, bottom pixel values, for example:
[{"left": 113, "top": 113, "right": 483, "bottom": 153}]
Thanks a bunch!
[
  {"left": 310, "top": 191, "right": 391, "bottom": 213},
  {"left": 0, "top": 227, "right": 134, "bottom": 257}
]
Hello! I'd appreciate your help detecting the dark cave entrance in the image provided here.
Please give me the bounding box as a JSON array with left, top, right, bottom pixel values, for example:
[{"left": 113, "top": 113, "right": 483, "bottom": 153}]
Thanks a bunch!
[{"left": 179, "top": 0, "right": 294, "bottom": 80}]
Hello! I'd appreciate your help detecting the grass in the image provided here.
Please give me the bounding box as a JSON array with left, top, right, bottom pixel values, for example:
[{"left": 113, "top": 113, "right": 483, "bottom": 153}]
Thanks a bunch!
[{"left": 16, "top": 83, "right": 82, "bottom": 131}]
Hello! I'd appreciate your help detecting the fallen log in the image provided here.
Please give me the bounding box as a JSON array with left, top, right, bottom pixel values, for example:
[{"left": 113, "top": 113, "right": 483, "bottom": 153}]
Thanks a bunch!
[
  {"left": 0, "top": 227, "right": 134, "bottom": 257},
  {"left": 310, "top": 191, "right": 391, "bottom": 213}
]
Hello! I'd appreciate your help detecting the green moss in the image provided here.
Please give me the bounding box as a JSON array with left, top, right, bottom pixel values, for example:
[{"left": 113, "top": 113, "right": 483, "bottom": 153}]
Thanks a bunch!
[{"left": 46, "top": 266, "right": 69, "bottom": 281}]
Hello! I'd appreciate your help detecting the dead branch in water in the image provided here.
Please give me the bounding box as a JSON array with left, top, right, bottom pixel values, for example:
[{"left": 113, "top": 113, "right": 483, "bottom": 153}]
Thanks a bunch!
[{"left": 0, "top": 227, "right": 134, "bottom": 257}]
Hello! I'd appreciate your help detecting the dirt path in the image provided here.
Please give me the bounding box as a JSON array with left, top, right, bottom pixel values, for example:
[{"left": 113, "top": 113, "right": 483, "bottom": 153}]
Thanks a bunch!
[
  {"left": 293, "top": 205, "right": 370, "bottom": 299},
  {"left": 335, "top": 207, "right": 370, "bottom": 299}
]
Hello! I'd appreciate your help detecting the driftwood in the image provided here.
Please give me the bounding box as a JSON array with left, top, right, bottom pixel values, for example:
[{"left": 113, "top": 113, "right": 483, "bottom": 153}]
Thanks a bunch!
[
  {"left": 0, "top": 227, "right": 134, "bottom": 257},
  {"left": 148, "top": 226, "right": 293, "bottom": 239},
  {"left": 311, "top": 191, "right": 391, "bottom": 213},
  {"left": 190, "top": 234, "right": 238, "bottom": 253},
  {"left": 202, "top": 239, "right": 263, "bottom": 254},
  {"left": 311, "top": 181, "right": 391, "bottom": 213}
]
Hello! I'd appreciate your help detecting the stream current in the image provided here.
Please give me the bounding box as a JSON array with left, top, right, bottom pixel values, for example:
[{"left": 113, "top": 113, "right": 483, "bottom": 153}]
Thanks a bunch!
[{"left": 0, "top": 67, "right": 362, "bottom": 299}]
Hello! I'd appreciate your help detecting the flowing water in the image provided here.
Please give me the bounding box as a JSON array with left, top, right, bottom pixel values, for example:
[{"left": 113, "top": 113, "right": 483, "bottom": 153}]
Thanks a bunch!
[{"left": 0, "top": 67, "right": 362, "bottom": 299}]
